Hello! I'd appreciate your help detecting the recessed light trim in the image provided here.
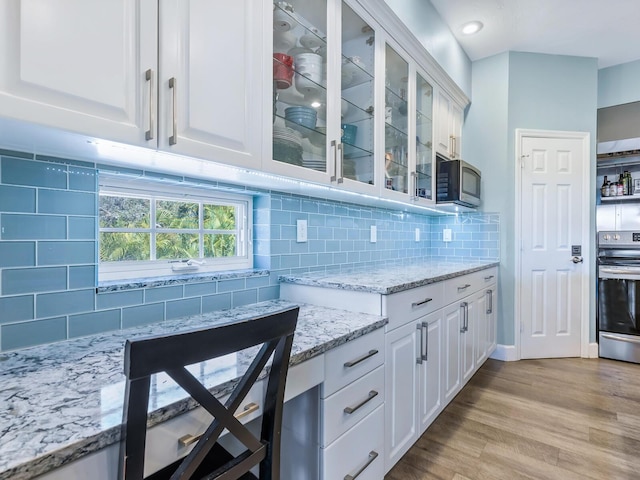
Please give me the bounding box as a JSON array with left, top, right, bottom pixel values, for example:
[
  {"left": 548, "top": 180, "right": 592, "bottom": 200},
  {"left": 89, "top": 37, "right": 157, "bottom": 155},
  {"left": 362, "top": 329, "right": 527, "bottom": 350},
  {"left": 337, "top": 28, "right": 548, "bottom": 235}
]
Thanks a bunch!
[{"left": 462, "top": 21, "right": 483, "bottom": 35}]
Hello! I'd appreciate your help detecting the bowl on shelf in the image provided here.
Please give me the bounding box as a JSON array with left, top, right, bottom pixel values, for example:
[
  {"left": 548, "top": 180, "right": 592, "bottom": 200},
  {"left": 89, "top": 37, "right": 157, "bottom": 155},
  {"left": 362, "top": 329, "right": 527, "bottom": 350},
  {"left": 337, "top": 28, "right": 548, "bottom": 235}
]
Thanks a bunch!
[
  {"left": 285, "top": 106, "right": 317, "bottom": 133},
  {"left": 273, "top": 53, "right": 294, "bottom": 89},
  {"left": 295, "top": 75, "right": 322, "bottom": 97},
  {"left": 341, "top": 123, "right": 357, "bottom": 145},
  {"left": 273, "top": 30, "right": 296, "bottom": 52},
  {"left": 294, "top": 52, "right": 323, "bottom": 84},
  {"left": 273, "top": 2, "right": 295, "bottom": 31}
]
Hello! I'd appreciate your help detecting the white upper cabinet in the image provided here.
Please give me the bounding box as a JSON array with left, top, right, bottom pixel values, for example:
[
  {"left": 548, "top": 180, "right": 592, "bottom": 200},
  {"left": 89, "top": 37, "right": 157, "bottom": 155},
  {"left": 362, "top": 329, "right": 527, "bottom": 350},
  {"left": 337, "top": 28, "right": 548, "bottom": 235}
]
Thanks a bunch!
[
  {"left": 158, "top": 0, "right": 263, "bottom": 167},
  {"left": 435, "top": 88, "right": 463, "bottom": 160},
  {"left": 266, "top": 0, "right": 378, "bottom": 195},
  {"left": 0, "top": 0, "right": 262, "bottom": 169},
  {"left": 0, "top": 0, "right": 157, "bottom": 145}
]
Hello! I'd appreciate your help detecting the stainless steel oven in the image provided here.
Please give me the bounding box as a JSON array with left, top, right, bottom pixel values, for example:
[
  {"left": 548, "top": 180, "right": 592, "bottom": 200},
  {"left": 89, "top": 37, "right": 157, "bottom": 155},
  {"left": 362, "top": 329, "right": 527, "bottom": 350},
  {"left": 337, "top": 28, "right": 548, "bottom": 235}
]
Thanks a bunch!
[{"left": 597, "top": 230, "right": 640, "bottom": 363}]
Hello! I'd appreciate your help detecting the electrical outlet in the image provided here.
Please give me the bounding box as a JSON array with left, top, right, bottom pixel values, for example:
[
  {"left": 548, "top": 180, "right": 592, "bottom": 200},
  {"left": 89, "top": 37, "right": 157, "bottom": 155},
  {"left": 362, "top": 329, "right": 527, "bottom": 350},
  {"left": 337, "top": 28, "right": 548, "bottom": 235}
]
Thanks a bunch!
[
  {"left": 443, "top": 228, "right": 452, "bottom": 242},
  {"left": 415, "top": 228, "right": 420, "bottom": 242},
  {"left": 370, "top": 225, "right": 377, "bottom": 243},
  {"left": 296, "top": 219, "right": 307, "bottom": 242}
]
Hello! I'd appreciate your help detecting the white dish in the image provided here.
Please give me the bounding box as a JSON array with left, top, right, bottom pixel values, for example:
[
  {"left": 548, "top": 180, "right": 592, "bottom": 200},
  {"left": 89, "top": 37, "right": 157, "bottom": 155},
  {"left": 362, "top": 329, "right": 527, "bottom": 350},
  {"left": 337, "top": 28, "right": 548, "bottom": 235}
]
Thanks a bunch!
[
  {"left": 300, "top": 29, "right": 324, "bottom": 49},
  {"left": 274, "top": 30, "right": 296, "bottom": 52}
]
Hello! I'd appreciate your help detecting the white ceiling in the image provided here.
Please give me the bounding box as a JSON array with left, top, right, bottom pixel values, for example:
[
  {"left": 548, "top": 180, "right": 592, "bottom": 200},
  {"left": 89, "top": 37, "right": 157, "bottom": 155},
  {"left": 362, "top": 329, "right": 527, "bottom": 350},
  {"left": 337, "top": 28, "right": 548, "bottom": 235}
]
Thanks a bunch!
[{"left": 429, "top": 0, "right": 640, "bottom": 68}]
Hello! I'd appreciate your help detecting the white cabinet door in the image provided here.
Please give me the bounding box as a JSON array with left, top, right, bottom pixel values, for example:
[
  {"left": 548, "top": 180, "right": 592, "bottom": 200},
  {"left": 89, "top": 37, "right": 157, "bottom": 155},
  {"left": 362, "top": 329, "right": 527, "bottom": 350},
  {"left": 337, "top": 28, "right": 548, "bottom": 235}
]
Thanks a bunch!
[
  {"left": 418, "top": 310, "right": 443, "bottom": 434},
  {"left": 443, "top": 301, "right": 461, "bottom": 403},
  {"left": 384, "top": 320, "right": 419, "bottom": 472},
  {"left": 474, "top": 288, "right": 489, "bottom": 367},
  {"left": 158, "top": 0, "right": 262, "bottom": 169},
  {"left": 487, "top": 285, "right": 498, "bottom": 355},
  {"left": 0, "top": 0, "right": 157, "bottom": 145},
  {"left": 435, "top": 89, "right": 463, "bottom": 160},
  {"left": 461, "top": 295, "right": 475, "bottom": 383}
]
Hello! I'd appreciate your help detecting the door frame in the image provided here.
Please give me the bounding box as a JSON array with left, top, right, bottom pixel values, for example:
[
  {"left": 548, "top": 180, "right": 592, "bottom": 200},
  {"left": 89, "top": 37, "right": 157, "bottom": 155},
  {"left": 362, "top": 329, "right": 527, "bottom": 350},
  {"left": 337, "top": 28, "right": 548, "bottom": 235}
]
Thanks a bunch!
[{"left": 514, "top": 128, "right": 591, "bottom": 360}]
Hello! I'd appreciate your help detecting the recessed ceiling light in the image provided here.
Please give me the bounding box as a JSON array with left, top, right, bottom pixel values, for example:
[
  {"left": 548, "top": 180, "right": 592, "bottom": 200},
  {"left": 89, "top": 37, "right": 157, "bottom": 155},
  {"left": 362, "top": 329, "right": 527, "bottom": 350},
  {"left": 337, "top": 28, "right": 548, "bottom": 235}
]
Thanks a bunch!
[{"left": 462, "top": 21, "right": 483, "bottom": 35}]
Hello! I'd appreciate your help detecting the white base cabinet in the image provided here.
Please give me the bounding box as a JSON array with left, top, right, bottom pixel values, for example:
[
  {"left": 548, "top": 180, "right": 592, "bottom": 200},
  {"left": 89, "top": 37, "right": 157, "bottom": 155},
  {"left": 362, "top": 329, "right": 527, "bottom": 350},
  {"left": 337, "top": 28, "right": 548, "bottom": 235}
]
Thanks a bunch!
[{"left": 281, "top": 266, "right": 498, "bottom": 474}]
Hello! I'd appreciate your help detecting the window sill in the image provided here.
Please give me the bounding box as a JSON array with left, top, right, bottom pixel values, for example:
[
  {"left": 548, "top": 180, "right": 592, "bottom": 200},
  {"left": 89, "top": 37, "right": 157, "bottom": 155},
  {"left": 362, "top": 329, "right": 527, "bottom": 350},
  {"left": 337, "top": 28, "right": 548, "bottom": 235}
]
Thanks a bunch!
[{"left": 96, "top": 269, "right": 270, "bottom": 293}]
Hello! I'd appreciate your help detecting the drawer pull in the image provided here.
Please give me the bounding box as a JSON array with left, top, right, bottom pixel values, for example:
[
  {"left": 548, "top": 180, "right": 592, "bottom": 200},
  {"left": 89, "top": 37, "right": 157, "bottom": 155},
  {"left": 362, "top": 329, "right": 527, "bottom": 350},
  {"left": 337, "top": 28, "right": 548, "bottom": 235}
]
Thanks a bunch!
[
  {"left": 343, "top": 390, "right": 378, "bottom": 415},
  {"left": 484, "top": 275, "right": 495, "bottom": 281},
  {"left": 411, "top": 297, "right": 433, "bottom": 308},
  {"left": 344, "top": 450, "right": 379, "bottom": 480},
  {"left": 344, "top": 349, "right": 378, "bottom": 368},
  {"left": 457, "top": 283, "right": 471, "bottom": 291},
  {"left": 177, "top": 402, "right": 259, "bottom": 447}
]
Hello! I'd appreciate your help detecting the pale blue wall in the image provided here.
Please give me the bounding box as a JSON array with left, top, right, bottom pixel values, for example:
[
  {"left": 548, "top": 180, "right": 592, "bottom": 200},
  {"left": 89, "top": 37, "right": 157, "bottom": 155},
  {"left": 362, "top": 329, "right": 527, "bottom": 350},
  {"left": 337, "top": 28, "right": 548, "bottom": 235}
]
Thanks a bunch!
[
  {"left": 383, "top": 0, "right": 472, "bottom": 97},
  {"left": 598, "top": 59, "right": 640, "bottom": 108},
  {"left": 462, "top": 53, "right": 510, "bottom": 345},
  {"left": 464, "top": 52, "right": 598, "bottom": 346}
]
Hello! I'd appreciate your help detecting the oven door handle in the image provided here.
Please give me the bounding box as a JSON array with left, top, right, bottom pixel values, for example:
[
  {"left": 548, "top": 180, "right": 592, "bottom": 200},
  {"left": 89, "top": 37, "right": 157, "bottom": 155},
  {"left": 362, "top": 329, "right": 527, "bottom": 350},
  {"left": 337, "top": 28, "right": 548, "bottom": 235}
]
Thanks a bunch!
[{"left": 601, "top": 333, "right": 640, "bottom": 345}]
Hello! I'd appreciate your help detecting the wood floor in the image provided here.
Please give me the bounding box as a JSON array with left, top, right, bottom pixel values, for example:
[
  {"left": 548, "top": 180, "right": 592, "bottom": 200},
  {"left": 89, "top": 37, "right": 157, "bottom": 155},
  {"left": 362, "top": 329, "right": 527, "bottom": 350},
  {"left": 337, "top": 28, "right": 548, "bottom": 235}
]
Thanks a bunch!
[{"left": 385, "top": 357, "right": 640, "bottom": 480}]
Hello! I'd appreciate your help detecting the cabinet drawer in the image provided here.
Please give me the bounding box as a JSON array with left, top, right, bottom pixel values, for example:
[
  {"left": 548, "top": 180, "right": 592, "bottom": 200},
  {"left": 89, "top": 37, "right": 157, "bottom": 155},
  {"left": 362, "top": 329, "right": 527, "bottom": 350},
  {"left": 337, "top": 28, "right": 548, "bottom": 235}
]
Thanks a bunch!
[
  {"left": 321, "top": 365, "right": 384, "bottom": 446},
  {"left": 382, "top": 281, "right": 444, "bottom": 330},
  {"left": 144, "top": 380, "right": 264, "bottom": 476},
  {"left": 323, "top": 328, "right": 384, "bottom": 398},
  {"left": 321, "top": 405, "right": 384, "bottom": 480},
  {"left": 479, "top": 267, "right": 498, "bottom": 287},
  {"left": 443, "top": 267, "right": 498, "bottom": 306}
]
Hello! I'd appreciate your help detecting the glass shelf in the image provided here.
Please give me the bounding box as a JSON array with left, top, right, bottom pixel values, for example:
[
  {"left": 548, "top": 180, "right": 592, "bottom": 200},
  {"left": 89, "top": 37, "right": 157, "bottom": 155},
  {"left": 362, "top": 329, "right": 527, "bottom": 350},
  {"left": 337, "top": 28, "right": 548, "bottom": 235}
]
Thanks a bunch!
[{"left": 341, "top": 55, "right": 374, "bottom": 89}]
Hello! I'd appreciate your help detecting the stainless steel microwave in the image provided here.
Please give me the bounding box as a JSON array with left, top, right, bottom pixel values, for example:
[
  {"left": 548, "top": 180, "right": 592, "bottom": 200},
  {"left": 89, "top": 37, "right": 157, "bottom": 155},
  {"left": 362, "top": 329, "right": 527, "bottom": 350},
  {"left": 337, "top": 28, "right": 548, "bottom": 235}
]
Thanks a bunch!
[{"left": 436, "top": 155, "right": 481, "bottom": 208}]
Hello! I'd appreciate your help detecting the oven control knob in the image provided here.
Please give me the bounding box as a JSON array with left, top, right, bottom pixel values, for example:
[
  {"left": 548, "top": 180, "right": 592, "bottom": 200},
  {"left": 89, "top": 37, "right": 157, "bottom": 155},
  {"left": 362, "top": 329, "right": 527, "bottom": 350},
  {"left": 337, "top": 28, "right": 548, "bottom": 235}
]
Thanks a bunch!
[
  {"left": 603, "top": 234, "right": 611, "bottom": 241},
  {"left": 613, "top": 234, "right": 620, "bottom": 241}
]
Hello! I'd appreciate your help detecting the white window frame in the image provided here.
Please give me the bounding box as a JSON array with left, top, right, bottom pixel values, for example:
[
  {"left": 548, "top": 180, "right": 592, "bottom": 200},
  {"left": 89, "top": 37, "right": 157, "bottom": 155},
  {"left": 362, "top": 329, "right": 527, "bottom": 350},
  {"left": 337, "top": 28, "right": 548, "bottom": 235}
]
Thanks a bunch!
[{"left": 98, "top": 175, "right": 253, "bottom": 282}]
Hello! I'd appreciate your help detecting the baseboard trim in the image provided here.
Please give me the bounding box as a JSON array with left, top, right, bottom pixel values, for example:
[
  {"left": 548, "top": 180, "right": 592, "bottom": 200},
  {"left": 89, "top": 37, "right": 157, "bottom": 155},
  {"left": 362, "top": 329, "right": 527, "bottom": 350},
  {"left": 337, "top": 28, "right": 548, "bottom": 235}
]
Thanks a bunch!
[
  {"left": 490, "top": 344, "right": 518, "bottom": 361},
  {"left": 587, "top": 342, "right": 599, "bottom": 358}
]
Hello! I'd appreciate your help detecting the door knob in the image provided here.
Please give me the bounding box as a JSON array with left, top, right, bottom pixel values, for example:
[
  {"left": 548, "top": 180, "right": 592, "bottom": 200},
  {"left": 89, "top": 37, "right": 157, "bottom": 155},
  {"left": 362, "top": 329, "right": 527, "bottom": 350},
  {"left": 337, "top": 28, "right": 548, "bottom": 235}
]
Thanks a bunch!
[{"left": 572, "top": 256, "right": 583, "bottom": 264}]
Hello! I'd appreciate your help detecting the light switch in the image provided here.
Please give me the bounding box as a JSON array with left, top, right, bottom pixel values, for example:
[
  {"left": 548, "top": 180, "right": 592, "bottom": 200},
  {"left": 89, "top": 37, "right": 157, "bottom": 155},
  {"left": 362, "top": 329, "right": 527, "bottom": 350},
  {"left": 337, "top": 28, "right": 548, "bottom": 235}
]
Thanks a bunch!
[
  {"left": 296, "top": 219, "right": 307, "bottom": 242},
  {"left": 370, "top": 225, "right": 377, "bottom": 243},
  {"left": 443, "top": 228, "right": 452, "bottom": 242},
  {"left": 415, "top": 228, "right": 420, "bottom": 242}
]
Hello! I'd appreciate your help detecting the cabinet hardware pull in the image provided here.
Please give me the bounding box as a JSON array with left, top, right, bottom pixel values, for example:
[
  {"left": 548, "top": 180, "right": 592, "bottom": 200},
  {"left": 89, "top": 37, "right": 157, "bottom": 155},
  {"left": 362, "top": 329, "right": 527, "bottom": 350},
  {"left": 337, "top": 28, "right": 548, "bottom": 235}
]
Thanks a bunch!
[
  {"left": 344, "top": 390, "right": 378, "bottom": 414},
  {"left": 410, "top": 171, "right": 418, "bottom": 201},
  {"left": 344, "top": 451, "right": 379, "bottom": 480},
  {"left": 422, "top": 321, "right": 429, "bottom": 361},
  {"left": 177, "top": 402, "right": 260, "bottom": 447},
  {"left": 460, "top": 301, "right": 468, "bottom": 333},
  {"left": 457, "top": 284, "right": 471, "bottom": 291},
  {"left": 465, "top": 302, "right": 469, "bottom": 332},
  {"left": 169, "top": 77, "right": 177, "bottom": 145},
  {"left": 486, "top": 289, "right": 493, "bottom": 314},
  {"left": 337, "top": 142, "right": 344, "bottom": 184},
  {"left": 484, "top": 275, "right": 494, "bottom": 281},
  {"left": 330, "top": 140, "right": 338, "bottom": 182},
  {"left": 412, "top": 297, "right": 433, "bottom": 308},
  {"left": 344, "top": 349, "right": 378, "bottom": 368},
  {"left": 416, "top": 323, "right": 423, "bottom": 364},
  {"left": 145, "top": 69, "right": 155, "bottom": 141}
]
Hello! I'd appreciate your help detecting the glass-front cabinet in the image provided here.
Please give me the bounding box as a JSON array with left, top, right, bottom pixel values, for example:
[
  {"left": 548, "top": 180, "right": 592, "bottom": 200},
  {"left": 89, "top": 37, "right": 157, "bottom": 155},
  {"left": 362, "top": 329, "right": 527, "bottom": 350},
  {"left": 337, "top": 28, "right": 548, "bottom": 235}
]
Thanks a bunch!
[
  {"left": 415, "top": 72, "right": 434, "bottom": 201},
  {"left": 269, "top": 0, "right": 376, "bottom": 193},
  {"left": 384, "top": 44, "right": 409, "bottom": 196}
]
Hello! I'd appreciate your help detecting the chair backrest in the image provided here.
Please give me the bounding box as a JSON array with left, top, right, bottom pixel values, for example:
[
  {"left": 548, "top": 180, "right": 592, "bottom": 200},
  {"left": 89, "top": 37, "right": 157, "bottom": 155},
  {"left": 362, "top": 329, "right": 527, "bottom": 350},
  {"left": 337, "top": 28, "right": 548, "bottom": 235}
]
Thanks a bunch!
[{"left": 119, "top": 306, "right": 300, "bottom": 480}]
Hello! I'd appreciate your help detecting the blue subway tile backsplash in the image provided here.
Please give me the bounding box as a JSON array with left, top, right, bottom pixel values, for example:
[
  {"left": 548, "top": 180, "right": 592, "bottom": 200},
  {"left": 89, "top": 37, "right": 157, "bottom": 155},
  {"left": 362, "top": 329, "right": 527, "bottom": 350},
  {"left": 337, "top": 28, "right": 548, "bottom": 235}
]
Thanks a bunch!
[{"left": 0, "top": 150, "right": 499, "bottom": 352}]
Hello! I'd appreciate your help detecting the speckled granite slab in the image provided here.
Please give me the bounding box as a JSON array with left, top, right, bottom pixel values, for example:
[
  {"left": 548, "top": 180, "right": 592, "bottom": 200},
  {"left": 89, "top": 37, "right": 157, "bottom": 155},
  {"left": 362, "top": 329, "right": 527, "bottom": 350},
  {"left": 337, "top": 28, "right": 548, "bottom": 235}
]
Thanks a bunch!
[
  {"left": 0, "top": 300, "right": 387, "bottom": 480},
  {"left": 279, "top": 260, "right": 499, "bottom": 294}
]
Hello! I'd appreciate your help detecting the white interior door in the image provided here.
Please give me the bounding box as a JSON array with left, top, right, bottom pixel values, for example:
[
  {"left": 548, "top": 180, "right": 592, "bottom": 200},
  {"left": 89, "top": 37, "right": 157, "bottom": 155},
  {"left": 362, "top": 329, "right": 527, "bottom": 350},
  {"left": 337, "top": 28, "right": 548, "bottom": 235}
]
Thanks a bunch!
[{"left": 518, "top": 132, "right": 588, "bottom": 359}]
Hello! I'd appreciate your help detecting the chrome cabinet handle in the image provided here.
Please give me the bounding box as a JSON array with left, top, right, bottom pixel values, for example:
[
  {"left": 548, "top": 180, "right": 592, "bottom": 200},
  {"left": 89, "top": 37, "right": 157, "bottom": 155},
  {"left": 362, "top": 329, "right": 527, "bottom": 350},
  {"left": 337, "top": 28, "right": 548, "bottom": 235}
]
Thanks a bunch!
[
  {"left": 484, "top": 275, "right": 494, "bottom": 281},
  {"left": 344, "top": 451, "right": 378, "bottom": 480},
  {"left": 337, "top": 143, "right": 344, "bottom": 184},
  {"left": 601, "top": 333, "right": 640, "bottom": 344},
  {"left": 169, "top": 77, "right": 177, "bottom": 145},
  {"left": 330, "top": 140, "right": 338, "bottom": 182},
  {"left": 460, "top": 301, "right": 468, "bottom": 333},
  {"left": 412, "top": 297, "right": 433, "bottom": 308},
  {"left": 343, "top": 390, "right": 378, "bottom": 414},
  {"left": 410, "top": 171, "right": 418, "bottom": 200},
  {"left": 416, "top": 323, "right": 423, "bottom": 364},
  {"left": 486, "top": 289, "right": 493, "bottom": 314},
  {"left": 145, "top": 69, "right": 154, "bottom": 141},
  {"left": 177, "top": 402, "right": 259, "bottom": 447},
  {"left": 343, "top": 349, "right": 378, "bottom": 368},
  {"left": 422, "top": 321, "right": 428, "bottom": 361},
  {"left": 457, "top": 284, "right": 471, "bottom": 292}
]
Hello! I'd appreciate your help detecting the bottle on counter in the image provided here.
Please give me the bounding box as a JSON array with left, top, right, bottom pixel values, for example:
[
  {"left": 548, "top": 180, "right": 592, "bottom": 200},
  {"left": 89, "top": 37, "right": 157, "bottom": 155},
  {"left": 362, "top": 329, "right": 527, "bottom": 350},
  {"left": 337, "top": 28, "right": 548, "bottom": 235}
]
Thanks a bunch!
[
  {"left": 625, "top": 171, "right": 633, "bottom": 195},
  {"left": 601, "top": 176, "right": 609, "bottom": 197}
]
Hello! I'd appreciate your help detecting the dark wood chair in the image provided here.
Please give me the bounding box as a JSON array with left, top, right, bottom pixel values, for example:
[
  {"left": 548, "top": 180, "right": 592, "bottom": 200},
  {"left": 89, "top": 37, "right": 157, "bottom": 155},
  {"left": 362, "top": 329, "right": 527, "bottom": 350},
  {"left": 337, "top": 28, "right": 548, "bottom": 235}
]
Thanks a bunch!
[{"left": 119, "top": 306, "right": 300, "bottom": 480}]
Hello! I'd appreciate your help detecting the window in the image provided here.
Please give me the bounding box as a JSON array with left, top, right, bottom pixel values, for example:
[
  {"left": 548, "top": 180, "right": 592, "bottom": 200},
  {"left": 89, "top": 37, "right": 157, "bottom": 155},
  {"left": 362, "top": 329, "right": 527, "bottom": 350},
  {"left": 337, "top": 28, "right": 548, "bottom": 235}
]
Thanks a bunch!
[{"left": 98, "top": 177, "right": 252, "bottom": 281}]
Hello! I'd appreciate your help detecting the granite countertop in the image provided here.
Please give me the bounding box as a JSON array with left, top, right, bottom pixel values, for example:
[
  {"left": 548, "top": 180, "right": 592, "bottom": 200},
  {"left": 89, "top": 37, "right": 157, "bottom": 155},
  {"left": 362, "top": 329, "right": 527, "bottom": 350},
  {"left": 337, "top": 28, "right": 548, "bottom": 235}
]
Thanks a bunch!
[
  {"left": 0, "top": 300, "right": 387, "bottom": 480},
  {"left": 279, "top": 260, "right": 500, "bottom": 294}
]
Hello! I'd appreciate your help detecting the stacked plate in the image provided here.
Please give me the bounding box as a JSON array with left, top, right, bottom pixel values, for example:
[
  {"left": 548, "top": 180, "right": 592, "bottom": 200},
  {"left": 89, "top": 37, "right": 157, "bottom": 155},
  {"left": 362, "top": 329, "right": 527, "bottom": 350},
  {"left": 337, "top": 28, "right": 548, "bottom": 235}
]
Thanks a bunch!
[{"left": 273, "top": 126, "right": 303, "bottom": 166}]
